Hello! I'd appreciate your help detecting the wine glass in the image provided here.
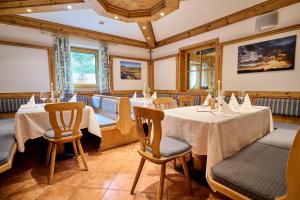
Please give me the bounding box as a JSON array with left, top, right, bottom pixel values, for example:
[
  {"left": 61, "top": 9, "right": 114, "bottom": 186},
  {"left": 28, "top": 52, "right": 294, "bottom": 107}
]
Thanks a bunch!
[{"left": 40, "top": 91, "right": 48, "bottom": 103}]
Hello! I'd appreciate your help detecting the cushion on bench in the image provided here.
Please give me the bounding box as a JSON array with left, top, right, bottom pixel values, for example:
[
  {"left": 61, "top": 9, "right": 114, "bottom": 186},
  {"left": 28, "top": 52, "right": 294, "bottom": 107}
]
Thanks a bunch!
[
  {"left": 256, "top": 98, "right": 300, "bottom": 117},
  {"left": 102, "top": 98, "right": 119, "bottom": 120},
  {"left": 95, "top": 113, "right": 116, "bottom": 128},
  {"left": 91, "top": 96, "right": 102, "bottom": 109},
  {"left": 0, "top": 118, "right": 16, "bottom": 166},
  {"left": 211, "top": 143, "right": 288, "bottom": 200},
  {"left": 257, "top": 128, "right": 296, "bottom": 150},
  {"left": 274, "top": 122, "right": 300, "bottom": 130},
  {"left": 146, "top": 136, "right": 191, "bottom": 157},
  {"left": 0, "top": 98, "right": 42, "bottom": 113}
]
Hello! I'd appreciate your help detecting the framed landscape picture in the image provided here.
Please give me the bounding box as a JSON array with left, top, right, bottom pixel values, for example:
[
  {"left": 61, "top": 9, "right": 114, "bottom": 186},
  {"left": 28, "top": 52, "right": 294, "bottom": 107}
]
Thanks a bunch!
[
  {"left": 237, "top": 35, "right": 296, "bottom": 74},
  {"left": 120, "top": 60, "right": 142, "bottom": 80}
]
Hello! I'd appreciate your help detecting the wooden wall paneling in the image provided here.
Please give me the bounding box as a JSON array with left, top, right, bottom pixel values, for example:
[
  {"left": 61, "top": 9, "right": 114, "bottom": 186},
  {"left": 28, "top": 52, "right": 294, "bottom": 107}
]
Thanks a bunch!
[
  {"left": 148, "top": 61, "right": 154, "bottom": 91},
  {"left": 176, "top": 54, "right": 180, "bottom": 92},
  {"left": 138, "top": 22, "right": 156, "bottom": 49},
  {"left": 156, "top": 0, "right": 300, "bottom": 47},
  {"left": 47, "top": 48, "right": 56, "bottom": 90},
  {"left": 0, "top": 15, "right": 148, "bottom": 49},
  {"left": 0, "top": 0, "right": 86, "bottom": 15}
]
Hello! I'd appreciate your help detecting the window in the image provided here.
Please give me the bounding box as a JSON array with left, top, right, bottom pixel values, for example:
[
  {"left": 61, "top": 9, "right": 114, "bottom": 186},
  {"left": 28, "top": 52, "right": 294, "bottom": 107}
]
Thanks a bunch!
[
  {"left": 70, "top": 47, "right": 99, "bottom": 88},
  {"left": 187, "top": 48, "right": 215, "bottom": 90}
]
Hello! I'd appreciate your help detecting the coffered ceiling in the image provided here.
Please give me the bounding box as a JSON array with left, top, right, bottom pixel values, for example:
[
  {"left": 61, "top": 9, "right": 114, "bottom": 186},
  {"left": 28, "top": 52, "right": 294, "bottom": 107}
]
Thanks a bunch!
[{"left": 0, "top": 0, "right": 299, "bottom": 49}]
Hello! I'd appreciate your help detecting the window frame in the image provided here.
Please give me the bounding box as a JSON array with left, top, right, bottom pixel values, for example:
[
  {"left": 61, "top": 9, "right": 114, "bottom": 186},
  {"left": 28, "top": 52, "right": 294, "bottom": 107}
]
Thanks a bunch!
[{"left": 70, "top": 47, "right": 99, "bottom": 90}]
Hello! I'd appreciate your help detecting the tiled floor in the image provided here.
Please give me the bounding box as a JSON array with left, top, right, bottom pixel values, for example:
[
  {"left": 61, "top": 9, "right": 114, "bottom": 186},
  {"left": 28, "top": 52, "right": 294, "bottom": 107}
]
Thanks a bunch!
[{"left": 0, "top": 138, "right": 229, "bottom": 200}]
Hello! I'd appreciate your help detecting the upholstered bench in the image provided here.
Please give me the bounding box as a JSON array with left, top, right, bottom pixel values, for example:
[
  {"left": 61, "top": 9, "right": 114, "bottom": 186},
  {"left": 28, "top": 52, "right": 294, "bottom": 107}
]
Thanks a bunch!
[
  {"left": 93, "top": 97, "right": 119, "bottom": 128},
  {"left": 0, "top": 97, "right": 42, "bottom": 114},
  {"left": 210, "top": 128, "right": 299, "bottom": 200},
  {"left": 0, "top": 118, "right": 17, "bottom": 173}
]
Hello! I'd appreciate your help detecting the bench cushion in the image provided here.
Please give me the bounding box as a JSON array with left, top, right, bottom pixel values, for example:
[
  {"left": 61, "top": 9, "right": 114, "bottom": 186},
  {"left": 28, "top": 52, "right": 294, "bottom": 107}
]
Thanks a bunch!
[
  {"left": 211, "top": 143, "right": 288, "bottom": 200},
  {"left": 0, "top": 98, "right": 42, "bottom": 113},
  {"left": 95, "top": 113, "right": 116, "bottom": 128},
  {"left": 257, "top": 128, "right": 296, "bottom": 150},
  {"left": 0, "top": 118, "right": 16, "bottom": 166},
  {"left": 91, "top": 96, "right": 102, "bottom": 109},
  {"left": 147, "top": 136, "right": 191, "bottom": 157},
  {"left": 102, "top": 98, "right": 119, "bottom": 120},
  {"left": 256, "top": 98, "right": 300, "bottom": 117},
  {"left": 274, "top": 122, "right": 300, "bottom": 130}
]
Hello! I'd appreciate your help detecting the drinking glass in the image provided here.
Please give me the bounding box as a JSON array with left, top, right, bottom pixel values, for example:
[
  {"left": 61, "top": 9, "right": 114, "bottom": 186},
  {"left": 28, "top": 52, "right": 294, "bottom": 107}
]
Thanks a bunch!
[{"left": 40, "top": 91, "right": 48, "bottom": 103}]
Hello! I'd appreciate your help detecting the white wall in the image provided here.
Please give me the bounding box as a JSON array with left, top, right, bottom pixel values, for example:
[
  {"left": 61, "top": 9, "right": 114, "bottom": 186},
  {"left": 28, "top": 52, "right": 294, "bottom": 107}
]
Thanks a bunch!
[
  {"left": 154, "top": 57, "right": 177, "bottom": 90},
  {"left": 222, "top": 30, "right": 300, "bottom": 91},
  {"left": 152, "top": 3, "right": 300, "bottom": 92},
  {"left": 0, "top": 44, "right": 50, "bottom": 92},
  {"left": 112, "top": 57, "right": 148, "bottom": 91}
]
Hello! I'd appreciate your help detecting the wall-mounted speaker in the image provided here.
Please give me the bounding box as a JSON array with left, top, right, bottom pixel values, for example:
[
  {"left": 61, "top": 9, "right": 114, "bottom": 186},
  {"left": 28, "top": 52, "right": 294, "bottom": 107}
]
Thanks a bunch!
[{"left": 255, "top": 12, "right": 278, "bottom": 31}]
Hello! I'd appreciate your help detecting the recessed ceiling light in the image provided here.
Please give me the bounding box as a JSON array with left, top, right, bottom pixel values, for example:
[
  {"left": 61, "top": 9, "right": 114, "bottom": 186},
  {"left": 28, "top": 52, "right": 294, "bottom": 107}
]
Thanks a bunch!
[
  {"left": 142, "top": 26, "right": 146, "bottom": 29},
  {"left": 114, "top": 16, "right": 119, "bottom": 19},
  {"left": 147, "top": 37, "right": 150, "bottom": 40},
  {"left": 67, "top": 5, "right": 73, "bottom": 10},
  {"left": 26, "top": 8, "right": 32, "bottom": 13},
  {"left": 160, "top": 12, "right": 165, "bottom": 16}
]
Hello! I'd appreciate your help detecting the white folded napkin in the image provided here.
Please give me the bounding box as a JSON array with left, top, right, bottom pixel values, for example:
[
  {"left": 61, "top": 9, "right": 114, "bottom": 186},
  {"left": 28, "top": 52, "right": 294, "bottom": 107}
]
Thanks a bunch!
[
  {"left": 69, "top": 93, "right": 77, "bottom": 102},
  {"left": 132, "top": 92, "right": 137, "bottom": 99},
  {"left": 242, "top": 94, "right": 252, "bottom": 109},
  {"left": 222, "top": 99, "right": 235, "bottom": 114},
  {"left": 26, "top": 95, "right": 36, "bottom": 107},
  {"left": 203, "top": 93, "right": 211, "bottom": 105},
  {"left": 229, "top": 93, "right": 239, "bottom": 107},
  {"left": 151, "top": 91, "right": 157, "bottom": 99}
]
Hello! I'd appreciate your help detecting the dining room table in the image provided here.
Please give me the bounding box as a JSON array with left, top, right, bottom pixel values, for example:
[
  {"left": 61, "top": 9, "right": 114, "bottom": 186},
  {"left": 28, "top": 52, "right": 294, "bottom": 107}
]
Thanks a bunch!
[
  {"left": 130, "top": 97, "right": 177, "bottom": 109},
  {"left": 161, "top": 105, "right": 273, "bottom": 180},
  {"left": 15, "top": 104, "right": 101, "bottom": 152}
]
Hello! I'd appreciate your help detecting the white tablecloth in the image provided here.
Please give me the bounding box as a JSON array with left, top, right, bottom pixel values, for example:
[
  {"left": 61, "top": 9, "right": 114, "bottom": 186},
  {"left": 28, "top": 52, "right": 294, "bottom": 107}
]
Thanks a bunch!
[
  {"left": 161, "top": 105, "right": 273, "bottom": 180},
  {"left": 15, "top": 104, "right": 101, "bottom": 152}
]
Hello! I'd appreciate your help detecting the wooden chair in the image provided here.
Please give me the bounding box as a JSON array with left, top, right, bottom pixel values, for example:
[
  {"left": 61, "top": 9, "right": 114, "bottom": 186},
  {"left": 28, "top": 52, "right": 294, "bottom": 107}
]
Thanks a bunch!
[
  {"left": 178, "top": 95, "right": 195, "bottom": 107},
  {"left": 153, "top": 97, "right": 176, "bottom": 110},
  {"left": 131, "top": 106, "right": 192, "bottom": 200},
  {"left": 44, "top": 102, "right": 88, "bottom": 184}
]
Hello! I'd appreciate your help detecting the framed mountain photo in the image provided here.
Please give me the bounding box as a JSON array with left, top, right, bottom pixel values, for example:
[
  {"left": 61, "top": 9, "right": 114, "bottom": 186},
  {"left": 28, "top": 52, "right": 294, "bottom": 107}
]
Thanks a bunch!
[{"left": 237, "top": 35, "right": 296, "bottom": 74}]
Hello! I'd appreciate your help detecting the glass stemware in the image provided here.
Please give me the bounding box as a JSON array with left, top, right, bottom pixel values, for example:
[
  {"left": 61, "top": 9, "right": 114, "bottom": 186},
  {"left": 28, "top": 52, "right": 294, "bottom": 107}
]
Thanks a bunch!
[{"left": 40, "top": 91, "right": 48, "bottom": 103}]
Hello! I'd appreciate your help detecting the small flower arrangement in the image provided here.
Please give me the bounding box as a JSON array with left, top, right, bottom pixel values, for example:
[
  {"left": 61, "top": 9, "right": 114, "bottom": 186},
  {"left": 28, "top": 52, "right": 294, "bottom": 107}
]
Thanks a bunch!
[{"left": 208, "top": 84, "right": 216, "bottom": 98}]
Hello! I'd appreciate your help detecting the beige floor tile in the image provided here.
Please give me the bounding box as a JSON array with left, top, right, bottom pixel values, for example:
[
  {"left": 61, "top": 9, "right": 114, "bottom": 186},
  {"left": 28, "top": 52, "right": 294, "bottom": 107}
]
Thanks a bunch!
[
  {"left": 69, "top": 187, "right": 106, "bottom": 200},
  {"left": 36, "top": 184, "right": 77, "bottom": 200},
  {"left": 96, "top": 160, "right": 125, "bottom": 173},
  {"left": 136, "top": 174, "right": 168, "bottom": 194},
  {"left": 109, "top": 173, "right": 136, "bottom": 191},
  {"left": 82, "top": 172, "right": 116, "bottom": 189},
  {"left": 102, "top": 190, "right": 135, "bottom": 200},
  {"left": 134, "top": 192, "right": 167, "bottom": 200},
  {"left": 168, "top": 195, "right": 203, "bottom": 200},
  {"left": 119, "top": 160, "right": 142, "bottom": 174},
  {"left": 58, "top": 170, "right": 91, "bottom": 187}
]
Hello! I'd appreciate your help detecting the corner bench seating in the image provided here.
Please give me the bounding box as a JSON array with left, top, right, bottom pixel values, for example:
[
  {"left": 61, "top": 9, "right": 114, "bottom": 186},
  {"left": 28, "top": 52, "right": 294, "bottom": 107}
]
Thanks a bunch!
[
  {"left": 209, "top": 128, "right": 300, "bottom": 200},
  {"left": 0, "top": 118, "right": 17, "bottom": 173},
  {"left": 91, "top": 95, "right": 138, "bottom": 150}
]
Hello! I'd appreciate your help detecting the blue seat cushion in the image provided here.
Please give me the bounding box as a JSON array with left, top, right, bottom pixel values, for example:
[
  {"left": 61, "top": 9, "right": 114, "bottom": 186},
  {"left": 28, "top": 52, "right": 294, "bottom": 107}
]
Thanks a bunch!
[
  {"left": 211, "top": 143, "right": 288, "bottom": 200},
  {"left": 0, "top": 118, "right": 16, "bottom": 166},
  {"left": 44, "top": 129, "right": 77, "bottom": 139},
  {"left": 274, "top": 122, "right": 299, "bottom": 130},
  {"left": 91, "top": 96, "right": 102, "bottom": 109},
  {"left": 256, "top": 128, "right": 297, "bottom": 150},
  {"left": 147, "top": 136, "right": 191, "bottom": 157},
  {"left": 95, "top": 113, "right": 116, "bottom": 128},
  {"left": 102, "top": 98, "right": 119, "bottom": 120}
]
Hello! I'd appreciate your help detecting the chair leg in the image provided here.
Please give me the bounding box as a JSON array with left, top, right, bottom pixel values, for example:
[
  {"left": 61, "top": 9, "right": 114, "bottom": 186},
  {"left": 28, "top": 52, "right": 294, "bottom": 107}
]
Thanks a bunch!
[
  {"left": 157, "top": 163, "right": 166, "bottom": 200},
  {"left": 76, "top": 139, "right": 88, "bottom": 171},
  {"left": 48, "top": 143, "right": 57, "bottom": 184},
  {"left": 181, "top": 155, "right": 192, "bottom": 195},
  {"left": 46, "top": 142, "right": 52, "bottom": 166},
  {"left": 130, "top": 157, "right": 145, "bottom": 194},
  {"left": 72, "top": 141, "right": 79, "bottom": 159}
]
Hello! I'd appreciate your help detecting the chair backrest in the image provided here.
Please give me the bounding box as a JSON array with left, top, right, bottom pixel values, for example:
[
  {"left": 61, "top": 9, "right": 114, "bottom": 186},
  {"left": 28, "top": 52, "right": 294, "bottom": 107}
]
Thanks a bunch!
[
  {"left": 278, "top": 128, "right": 300, "bottom": 200},
  {"left": 44, "top": 102, "right": 85, "bottom": 139},
  {"left": 134, "top": 106, "right": 164, "bottom": 158},
  {"left": 178, "top": 95, "right": 195, "bottom": 107},
  {"left": 153, "top": 97, "right": 176, "bottom": 110}
]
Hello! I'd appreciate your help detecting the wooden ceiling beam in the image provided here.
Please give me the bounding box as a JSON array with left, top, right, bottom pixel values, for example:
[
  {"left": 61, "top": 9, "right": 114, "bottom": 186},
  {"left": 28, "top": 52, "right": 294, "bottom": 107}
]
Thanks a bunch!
[
  {"left": 156, "top": 0, "right": 300, "bottom": 47},
  {"left": 0, "top": 15, "right": 148, "bottom": 49},
  {"left": 0, "top": 0, "right": 86, "bottom": 15},
  {"left": 138, "top": 22, "right": 156, "bottom": 49}
]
